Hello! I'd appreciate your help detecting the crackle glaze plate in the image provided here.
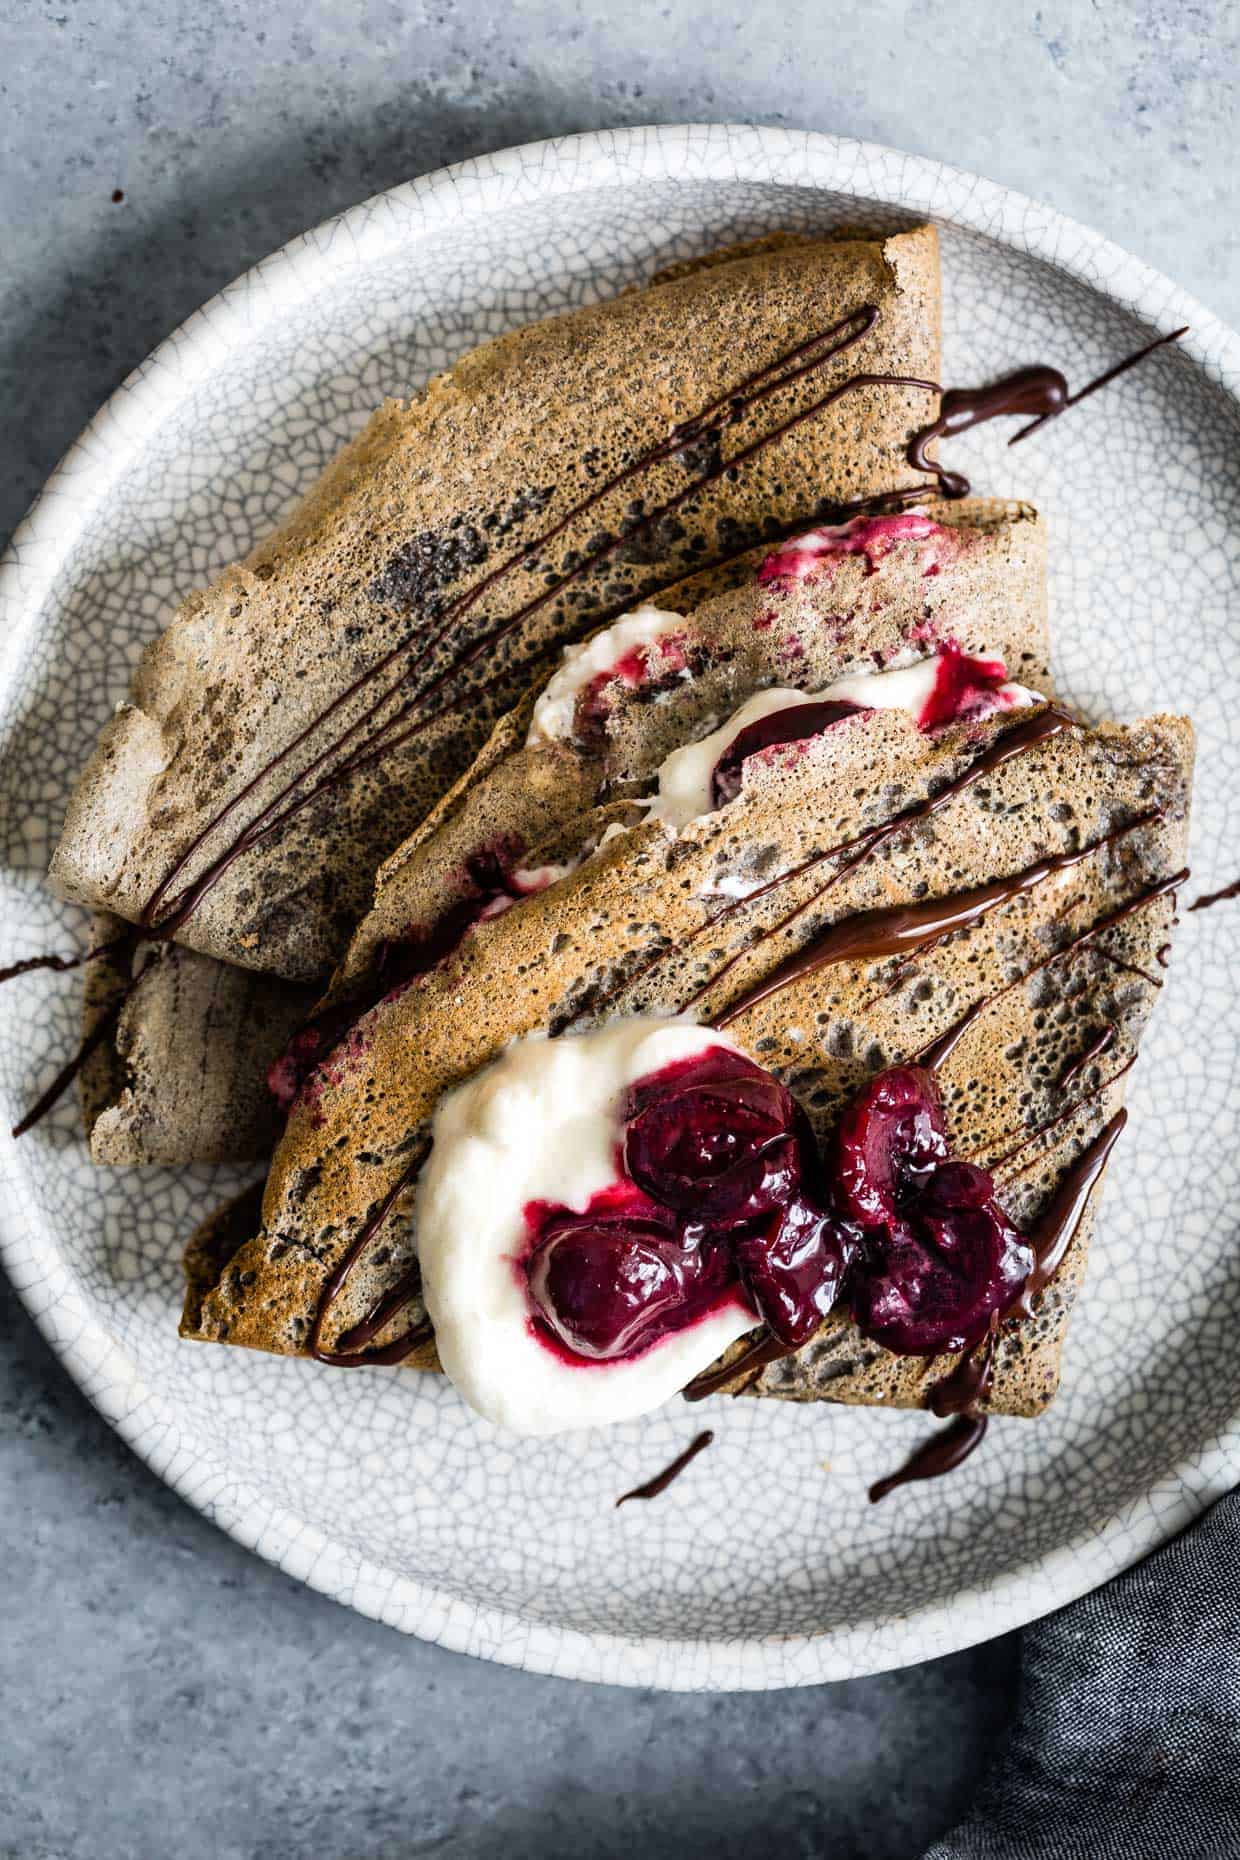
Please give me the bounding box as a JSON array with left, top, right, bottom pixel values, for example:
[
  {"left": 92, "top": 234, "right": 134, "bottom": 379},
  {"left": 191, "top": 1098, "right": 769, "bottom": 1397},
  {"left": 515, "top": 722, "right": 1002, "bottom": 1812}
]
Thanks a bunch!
[{"left": 2, "top": 126, "right": 1239, "bottom": 1690}]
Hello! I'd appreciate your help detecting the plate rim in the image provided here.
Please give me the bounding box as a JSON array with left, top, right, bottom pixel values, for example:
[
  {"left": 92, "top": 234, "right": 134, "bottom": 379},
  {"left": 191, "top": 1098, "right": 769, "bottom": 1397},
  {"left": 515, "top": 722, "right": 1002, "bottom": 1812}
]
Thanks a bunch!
[{"left": 2, "top": 122, "right": 1238, "bottom": 1690}]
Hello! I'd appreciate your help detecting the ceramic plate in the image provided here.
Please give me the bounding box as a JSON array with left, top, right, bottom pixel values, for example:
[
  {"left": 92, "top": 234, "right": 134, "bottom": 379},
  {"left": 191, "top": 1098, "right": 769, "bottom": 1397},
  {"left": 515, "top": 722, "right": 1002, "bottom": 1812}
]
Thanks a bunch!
[{"left": 3, "top": 126, "right": 1238, "bottom": 1690}]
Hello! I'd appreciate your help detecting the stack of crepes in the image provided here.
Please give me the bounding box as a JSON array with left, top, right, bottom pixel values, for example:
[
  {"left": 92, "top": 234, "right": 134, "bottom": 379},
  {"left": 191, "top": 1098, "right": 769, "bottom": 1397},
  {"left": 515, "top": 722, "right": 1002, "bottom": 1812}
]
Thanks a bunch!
[{"left": 42, "top": 221, "right": 1192, "bottom": 1438}]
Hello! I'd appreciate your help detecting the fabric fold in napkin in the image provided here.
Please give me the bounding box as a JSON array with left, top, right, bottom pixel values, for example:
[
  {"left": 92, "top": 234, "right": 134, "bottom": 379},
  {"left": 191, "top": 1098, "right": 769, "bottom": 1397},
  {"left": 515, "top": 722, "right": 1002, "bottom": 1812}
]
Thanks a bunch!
[{"left": 925, "top": 1487, "right": 1240, "bottom": 1860}]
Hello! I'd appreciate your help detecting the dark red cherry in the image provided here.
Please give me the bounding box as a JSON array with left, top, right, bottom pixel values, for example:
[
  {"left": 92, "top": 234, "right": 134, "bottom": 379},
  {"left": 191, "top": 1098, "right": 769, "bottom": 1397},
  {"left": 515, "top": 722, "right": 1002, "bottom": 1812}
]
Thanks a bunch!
[
  {"left": 850, "top": 1196, "right": 1033, "bottom": 1356},
  {"left": 710, "top": 700, "right": 860, "bottom": 808},
  {"left": 623, "top": 1049, "right": 799, "bottom": 1222},
  {"left": 734, "top": 1195, "right": 860, "bottom": 1348},
  {"left": 527, "top": 1216, "right": 734, "bottom": 1362},
  {"left": 834, "top": 1065, "right": 948, "bottom": 1226}
]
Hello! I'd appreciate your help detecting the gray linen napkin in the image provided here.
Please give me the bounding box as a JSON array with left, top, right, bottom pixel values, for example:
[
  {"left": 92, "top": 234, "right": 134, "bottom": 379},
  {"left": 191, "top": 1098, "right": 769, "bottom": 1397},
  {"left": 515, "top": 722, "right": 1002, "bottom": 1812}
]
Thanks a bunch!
[{"left": 925, "top": 1488, "right": 1240, "bottom": 1860}]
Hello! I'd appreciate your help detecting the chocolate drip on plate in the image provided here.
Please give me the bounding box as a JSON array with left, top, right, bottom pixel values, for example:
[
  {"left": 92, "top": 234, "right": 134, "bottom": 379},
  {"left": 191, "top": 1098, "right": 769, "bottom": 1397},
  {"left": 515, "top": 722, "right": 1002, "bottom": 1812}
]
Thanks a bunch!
[
  {"left": 615, "top": 1430, "right": 714, "bottom": 1506},
  {"left": 1190, "top": 877, "right": 1240, "bottom": 913},
  {"left": 868, "top": 1413, "right": 989, "bottom": 1503},
  {"left": 906, "top": 326, "right": 1188, "bottom": 498}
]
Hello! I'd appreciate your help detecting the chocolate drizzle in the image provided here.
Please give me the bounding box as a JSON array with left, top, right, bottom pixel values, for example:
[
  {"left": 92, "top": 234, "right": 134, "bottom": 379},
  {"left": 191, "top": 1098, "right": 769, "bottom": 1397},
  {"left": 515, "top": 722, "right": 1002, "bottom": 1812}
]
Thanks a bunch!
[
  {"left": 990, "top": 1061, "right": 1135, "bottom": 1176},
  {"left": 1011, "top": 1108, "right": 1128, "bottom": 1317},
  {"left": 1189, "top": 877, "right": 1240, "bottom": 913},
  {"left": 615, "top": 1430, "right": 714, "bottom": 1505},
  {"left": 672, "top": 706, "right": 1076, "bottom": 1022},
  {"left": 711, "top": 822, "right": 1145, "bottom": 1030},
  {"left": 307, "top": 1146, "right": 431, "bottom": 1366},
  {"left": 1056, "top": 1025, "right": 1116, "bottom": 1092},
  {"left": 928, "top": 1319, "right": 999, "bottom": 1417},
  {"left": 683, "top": 1328, "right": 789, "bottom": 1401},
  {"left": 907, "top": 326, "right": 1188, "bottom": 499},
  {"left": 916, "top": 866, "right": 1185, "bottom": 1077},
  {"left": 868, "top": 1414, "right": 988, "bottom": 1503}
]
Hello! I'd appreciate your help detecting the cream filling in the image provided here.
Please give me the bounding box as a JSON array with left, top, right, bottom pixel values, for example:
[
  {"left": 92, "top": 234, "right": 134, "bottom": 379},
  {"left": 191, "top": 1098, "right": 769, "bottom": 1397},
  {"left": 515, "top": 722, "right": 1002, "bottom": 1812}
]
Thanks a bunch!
[
  {"left": 646, "top": 654, "right": 1039, "bottom": 835},
  {"left": 416, "top": 1018, "right": 756, "bottom": 1436},
  {"left": 527, "top": 605, "right": 686, "bottom": 743}
]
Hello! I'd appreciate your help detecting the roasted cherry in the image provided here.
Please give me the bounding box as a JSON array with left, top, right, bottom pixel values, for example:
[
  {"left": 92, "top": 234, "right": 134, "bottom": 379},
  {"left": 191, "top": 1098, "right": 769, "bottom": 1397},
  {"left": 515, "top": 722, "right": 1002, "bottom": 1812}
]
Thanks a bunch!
[
  {"left": 834, "top": 1065, "right": 948, "bottom": 1226},
  {"left": 734, "top": 1194, "right": 861, "bottom": 1348},
  {"left": 527, "top": 1215, "right": 734, "bottom": 1361},
  {"left": 623, "top": 1049, "right": 799, "bottom": 1223},
  {"left": 849, "top": 1162, "right": 1033, "bottom": 1355},
  {"left": 710, "top": 699, "right": 860, "bottom": 808}
]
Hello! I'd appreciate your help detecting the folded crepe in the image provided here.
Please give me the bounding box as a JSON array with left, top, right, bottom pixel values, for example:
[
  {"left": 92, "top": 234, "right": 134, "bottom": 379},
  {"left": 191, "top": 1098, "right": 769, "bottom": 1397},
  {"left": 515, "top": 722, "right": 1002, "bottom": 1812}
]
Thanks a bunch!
[
  {"left": 322, "top": 497, "right": 1047, "bottom": 1033},
  {"left": 98, "top": 495, "right": 1043, "bottom": 1165},
  {"left": 49, "top": 226, "right": 942, "bottom": 984},
  {"left": 180, "top": 550, "right": 1192, "bottom": 1421},
  {"left": 80, "top": 915, "right": 314, "bottom": 1164}
]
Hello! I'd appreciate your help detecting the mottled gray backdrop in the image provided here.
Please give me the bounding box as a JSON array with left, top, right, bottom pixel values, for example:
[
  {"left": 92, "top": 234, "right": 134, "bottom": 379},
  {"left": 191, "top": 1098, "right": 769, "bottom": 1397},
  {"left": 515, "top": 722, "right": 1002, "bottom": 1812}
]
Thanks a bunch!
[{"left": 2, "top": 3, "right": 1236, "bottom": 1856}]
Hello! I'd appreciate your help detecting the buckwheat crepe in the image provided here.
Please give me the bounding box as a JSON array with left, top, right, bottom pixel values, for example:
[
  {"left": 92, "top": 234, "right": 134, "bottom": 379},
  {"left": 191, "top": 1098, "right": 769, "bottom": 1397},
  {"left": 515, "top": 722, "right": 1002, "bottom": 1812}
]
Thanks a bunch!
[
  {"left": 80, "top": 915, "right": 314, "bottom": 1165},
  {"left": 94, "top": 495, "right": 1043, "bottom": 1164},
  {"left": 50, "top": 226, "right": 942, "bottom": 984},
  {"left": 181, "top": 690, "right": 1192, "bottom": 1420},
  {"left": 329, "top": 497, "right": 1047, "bottom": 1021}
]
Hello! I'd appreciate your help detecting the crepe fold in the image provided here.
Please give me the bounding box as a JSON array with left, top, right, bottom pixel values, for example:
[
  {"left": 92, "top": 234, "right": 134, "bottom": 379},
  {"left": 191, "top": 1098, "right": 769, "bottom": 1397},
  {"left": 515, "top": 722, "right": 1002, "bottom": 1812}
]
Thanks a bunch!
[
  {"left": 101, "top": 495, "right": 1042, "bottom": 1167},
  {"left": 80, "top": 915, "right": 314, "bottom": 1164},
  {"left": 181, "top": 697, "right": 1192, "bottom": 1418},
  {"left": 49, "top": 226, "right": 942, "bottom": 985},
  {"left": 328, "top": 496, "right": 1047, "bottom": 1018}
]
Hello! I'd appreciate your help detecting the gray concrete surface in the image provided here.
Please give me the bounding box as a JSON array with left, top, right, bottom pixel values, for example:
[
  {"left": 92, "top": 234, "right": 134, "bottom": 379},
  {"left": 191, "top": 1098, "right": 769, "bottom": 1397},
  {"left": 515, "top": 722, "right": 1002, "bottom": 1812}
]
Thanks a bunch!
[{"left": 2, "top": 3, "right": 1236, "bottom": 1856}]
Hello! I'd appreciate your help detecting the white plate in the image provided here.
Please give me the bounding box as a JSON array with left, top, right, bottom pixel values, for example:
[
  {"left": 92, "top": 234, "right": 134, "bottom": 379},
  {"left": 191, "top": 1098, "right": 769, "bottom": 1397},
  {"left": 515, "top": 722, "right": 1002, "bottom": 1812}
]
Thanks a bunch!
[{"left": 2, "top": 126, "right": 1238, "bottom": 1691}]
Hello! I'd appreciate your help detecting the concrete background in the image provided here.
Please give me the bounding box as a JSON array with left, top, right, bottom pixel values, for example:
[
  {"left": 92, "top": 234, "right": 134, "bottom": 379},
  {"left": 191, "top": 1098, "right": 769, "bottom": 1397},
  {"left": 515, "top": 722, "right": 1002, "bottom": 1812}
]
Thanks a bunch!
[{"left": 2, "top": 3, "right": 1236, "bottom": 1855}]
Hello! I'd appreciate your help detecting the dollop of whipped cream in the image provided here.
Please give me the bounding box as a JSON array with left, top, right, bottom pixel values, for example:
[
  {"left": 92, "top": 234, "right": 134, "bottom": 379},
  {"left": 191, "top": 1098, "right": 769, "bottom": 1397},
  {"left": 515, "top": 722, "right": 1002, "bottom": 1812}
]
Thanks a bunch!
[
  {"left": 645, "top": 650, "right": 1040, "bottom": 834},
  {"left": 527, "top": 604, "right": 687, "bottom": 744},
  {"left": 416, "top": 1020, "right": 757, "bottom": 1435}
]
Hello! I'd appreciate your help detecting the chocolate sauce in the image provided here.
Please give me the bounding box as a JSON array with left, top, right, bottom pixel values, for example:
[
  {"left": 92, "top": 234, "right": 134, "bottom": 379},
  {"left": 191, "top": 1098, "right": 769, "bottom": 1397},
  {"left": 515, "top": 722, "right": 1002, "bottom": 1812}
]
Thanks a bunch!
[
  {"left": 711, "top": 811, "right": 1154, "bottom": 1030},
  {"left": 868, "top": 1413, "right": 988, "bottom": 1503},
  {"left": 308, "top": 1148, "right": 431, "bottom": 1366},
  {"left": 907, "top": 326, "right": 1188, "bottom": 498},
  {"left": 1056, "top": 1024, "right": 1116, "bottom": 1092},
  {"left": 917, "top": 866, "right": 1185, "bottom": 1076},
  {"left": 10, "top": 992, "right": 127, "bottom": 1140},
  {"left": 683, "top": 1327, "right": 790, "bottom": 1401},
  {"left": 615, "top": 1430, "right": 714, "bottom": 1506},
  {"left": 927, "top": 1322, "right": 998, "bottom": 1418},
  {"left": 10, "top": 939, "right": 148, "bottom": 1139},
  {"left": 991, "top": 1060, "right": 1135, "bottom": 1177},
  {"left": 1012, "top": 1108, "right": 1127, "bottom": 1317},
  {"left": 1189, "top": 878, "right": 1240, "bottom": 913},
  {"left": 669, "top": 706, "right": 1075, "bottom": 1028}
]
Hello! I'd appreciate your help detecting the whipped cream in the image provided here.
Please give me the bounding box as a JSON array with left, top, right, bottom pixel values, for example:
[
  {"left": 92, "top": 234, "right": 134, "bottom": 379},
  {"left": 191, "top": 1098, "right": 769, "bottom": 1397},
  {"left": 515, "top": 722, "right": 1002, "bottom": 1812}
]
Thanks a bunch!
[
  {"left": 527, "top": 604, "right": 686, "bottom": 744},
  {"left": 416, "top": 1019, "right": 757, "bottom": 1435},
  {"left": 646, "top": 652, "right": 1040, "bottom": 834}
]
